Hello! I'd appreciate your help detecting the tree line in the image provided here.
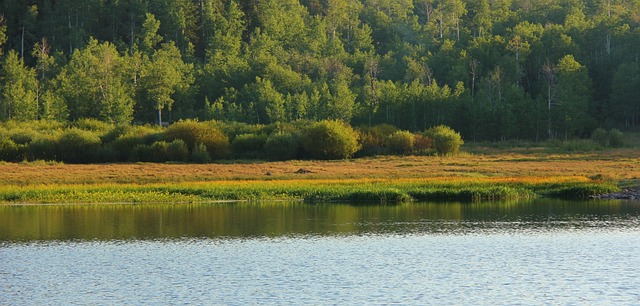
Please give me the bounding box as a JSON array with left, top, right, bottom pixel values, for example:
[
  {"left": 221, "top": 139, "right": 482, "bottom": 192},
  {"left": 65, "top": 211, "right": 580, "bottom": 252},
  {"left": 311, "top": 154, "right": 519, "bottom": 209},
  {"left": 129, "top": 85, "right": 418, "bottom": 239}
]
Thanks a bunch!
[{"left": 1, "top": 0, "right": 639, "bottom": 141}]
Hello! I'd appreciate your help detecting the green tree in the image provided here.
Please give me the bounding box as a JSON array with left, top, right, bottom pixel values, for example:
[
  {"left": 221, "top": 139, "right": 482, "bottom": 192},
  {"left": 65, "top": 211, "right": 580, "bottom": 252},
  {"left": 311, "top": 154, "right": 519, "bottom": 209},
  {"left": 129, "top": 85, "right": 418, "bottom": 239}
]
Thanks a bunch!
[
  {"left": 58, "top": 39, "right": 134, "bottom": 124},
  {"left": 552, "top": 55, "right": 595, "bottom": 138},
  {"left": 610, "top": 62, "right": 640, "bottom": 127},
  {"left": 140, "top": 42, "right": 194, "bottom": 125},
  {"left": 0, "top": 51, "right": 38, "bottom": 121}
]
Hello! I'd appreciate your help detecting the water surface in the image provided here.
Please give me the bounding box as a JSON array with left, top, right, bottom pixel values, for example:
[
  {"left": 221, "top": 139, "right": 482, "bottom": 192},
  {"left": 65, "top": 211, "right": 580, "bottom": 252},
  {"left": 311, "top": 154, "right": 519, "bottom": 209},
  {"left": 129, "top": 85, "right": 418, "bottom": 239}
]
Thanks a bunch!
[{"left": 2, "top": 199, "right": 640, "bottom": 304}]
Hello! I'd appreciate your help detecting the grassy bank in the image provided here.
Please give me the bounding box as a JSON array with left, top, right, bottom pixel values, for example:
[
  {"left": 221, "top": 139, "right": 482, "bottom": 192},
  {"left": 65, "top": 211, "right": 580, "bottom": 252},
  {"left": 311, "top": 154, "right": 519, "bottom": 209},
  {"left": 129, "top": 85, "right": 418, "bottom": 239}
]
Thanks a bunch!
[
  {"left": 2, "top": 149, "right": 633, "bottom": 204},
  {"left": 0, "top": 176, "right": 618, "bottom": 204}
]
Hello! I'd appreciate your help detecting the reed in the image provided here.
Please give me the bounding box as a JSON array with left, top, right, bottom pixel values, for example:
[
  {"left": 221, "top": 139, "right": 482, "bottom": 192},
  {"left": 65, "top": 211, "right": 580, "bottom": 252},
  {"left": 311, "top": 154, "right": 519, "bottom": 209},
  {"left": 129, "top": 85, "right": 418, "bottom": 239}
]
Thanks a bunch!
[{"left": 0, "top": 176, "right": 617, "bottom": 204}]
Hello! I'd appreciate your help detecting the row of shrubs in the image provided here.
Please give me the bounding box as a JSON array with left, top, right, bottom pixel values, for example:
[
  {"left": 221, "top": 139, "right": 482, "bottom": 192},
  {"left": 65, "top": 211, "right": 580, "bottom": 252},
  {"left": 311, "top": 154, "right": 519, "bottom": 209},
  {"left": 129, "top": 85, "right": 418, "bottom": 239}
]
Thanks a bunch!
[{"left": 0, "top": 119, "right": 464, "bottom": 163}]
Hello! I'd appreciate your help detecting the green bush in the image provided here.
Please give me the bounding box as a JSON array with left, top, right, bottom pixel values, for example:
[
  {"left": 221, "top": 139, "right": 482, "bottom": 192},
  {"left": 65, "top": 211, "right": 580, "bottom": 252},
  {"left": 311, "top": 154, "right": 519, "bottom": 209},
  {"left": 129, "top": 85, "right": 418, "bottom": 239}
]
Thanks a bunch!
[
  {"left": 73, "top": 118, "right": 114, "bottom": 133},
  {"left": 9, "top": 128, "right": 40, "bottom": 145},
  {"left": 265, "top": 132, "right": 299, "bottom": 161},
  {"left": 164, "top": 120, "right": 230, "bottom": 160},
  {"left": 232, "top": 133, "right": 267, "bottom": 159},
  {"left": 385, "top": 131, "right": 415, "bottom": 155},
  {"left": 591, "top": 128, "right": 609, "bottom": 147},
  {"left": 0, "top": 138, "right": 21, "bottom": 162},
  {"left": 166, "top": 139, "right": 190, "bottom": 162},
  {"left": 300, "top": 120, "right": 360, "bottom": 160},
  {"left": 609, "top": 129, "right": 625, "bottom": 148},
  {"left": 129, "top": 144, "right": 156, "bottom": 162},
  {"left": 27, "top": 134, "right": 59, "bottom": 161},
  {"left": 191, "top": 142, "right": 212, "bottom": 163},
  {"left": 109, "top": 126, "right": 162, "bottom": 161},
  {"left": 424, "top": 125, "right": 464, "bottom": 156},
  {"left": 56, "top": 128, "right": 102, "bottom": 163}
]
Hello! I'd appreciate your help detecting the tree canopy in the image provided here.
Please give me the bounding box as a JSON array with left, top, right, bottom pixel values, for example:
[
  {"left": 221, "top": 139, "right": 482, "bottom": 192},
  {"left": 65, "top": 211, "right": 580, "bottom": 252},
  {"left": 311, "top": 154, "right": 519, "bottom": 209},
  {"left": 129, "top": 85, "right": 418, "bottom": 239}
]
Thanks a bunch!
[{"left": 1, "top": 0, "right": 640, "bottom": 140}]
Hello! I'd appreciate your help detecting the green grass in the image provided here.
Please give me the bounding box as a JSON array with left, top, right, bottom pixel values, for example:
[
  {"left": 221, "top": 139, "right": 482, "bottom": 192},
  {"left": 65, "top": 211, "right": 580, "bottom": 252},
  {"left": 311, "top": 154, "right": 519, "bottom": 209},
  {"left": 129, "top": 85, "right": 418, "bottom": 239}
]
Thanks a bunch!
[{"left": 0, "top": 177, "right": 618, "bottom": 205}]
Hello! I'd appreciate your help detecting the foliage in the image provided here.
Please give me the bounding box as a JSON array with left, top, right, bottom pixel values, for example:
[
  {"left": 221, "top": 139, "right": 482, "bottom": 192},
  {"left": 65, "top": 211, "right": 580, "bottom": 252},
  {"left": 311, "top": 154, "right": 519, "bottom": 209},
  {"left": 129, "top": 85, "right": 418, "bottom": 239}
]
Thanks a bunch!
[
  {"left": 300, "top": 120, "right": 360, "bottom": 160},
  {"left": 591, "top": 128, "right": 609, "bottom": 147},
  {"left": 1, "top": 0, "right": 640, "bottom": 141},
  {"left": 264, "top": 132, "right": 299, "bottom": 161},
  {"left": 591, "top": 128, "right": 625, "bottom": 148},
  {"left": 55, "top": 128, "right": 102, "bottom": 163},
  {"left": 164, "top": 120, "right": 230, "bottom": 160},
  {"left": 424, "top": 125, "right": 464, "bottom": 156},
  {"left": 609, "top": 129, "right": 625, "bottom": 148},
  {"left": 232, "top": 133, "right": 267, "bottom": 159},
  {"left": 385, "top": 131, "right": 415, "bottom": 155}
]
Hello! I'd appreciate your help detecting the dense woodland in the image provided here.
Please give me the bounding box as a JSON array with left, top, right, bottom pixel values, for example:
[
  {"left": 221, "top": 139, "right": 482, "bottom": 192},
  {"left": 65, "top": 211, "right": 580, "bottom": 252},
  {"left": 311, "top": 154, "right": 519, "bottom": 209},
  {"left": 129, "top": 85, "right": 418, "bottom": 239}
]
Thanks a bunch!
[{"left": 1, "top": 0, "right": 640, "bottom": 141}]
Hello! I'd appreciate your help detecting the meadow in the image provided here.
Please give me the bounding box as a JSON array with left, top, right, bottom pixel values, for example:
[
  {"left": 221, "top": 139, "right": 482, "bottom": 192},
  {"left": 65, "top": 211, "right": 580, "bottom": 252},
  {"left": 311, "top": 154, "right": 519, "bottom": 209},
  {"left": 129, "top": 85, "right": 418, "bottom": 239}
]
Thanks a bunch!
[{"left": 2, "top": 149, "right": 637, "bottom": 204}]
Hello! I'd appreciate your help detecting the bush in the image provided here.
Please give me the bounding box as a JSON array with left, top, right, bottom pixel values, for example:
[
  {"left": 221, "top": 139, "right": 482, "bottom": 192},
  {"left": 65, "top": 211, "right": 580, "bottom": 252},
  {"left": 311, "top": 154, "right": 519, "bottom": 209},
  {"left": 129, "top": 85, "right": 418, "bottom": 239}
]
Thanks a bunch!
[
  {"left": 265, "top": 132, "right": 299, "bottom": 161},
  {"left": 591, "top": 128, "right": 609, "bottom": 147},
  {"left": 301, "top": 120, "right": 360, "bottom": 160},
  {"left": 609, "top": 129, "right": 625, "bottom": 148},
  {"left": 164, "top": 120, "right": 230, "bottom": 159},
  {"left": 424, "top": 125, "right": 464, "bottom": 156},
  {"left": 9, "top": 128, "right": 40, "bottom": 145},
  {"left": 73, "top": 118, "right": 114, "bottom": 133},
  {"left": 0, "top": 138, "right": 21, "bottom": 162},
  {"left": 191, "top": 142, "right": 212, "bottom": 163},
  {"left": 166, "top": 139, "right": 190, "bottom": 162},
  {"left": 590, "top": 128, "right": 625, "bottom": 148},
  {"left": 129, "top": 144, "right": 156, "bottom": 162},
  {"left": 385, "top": 131, "right": 415, "bottom": 155},
  {"left": 357, "top": 124, "right": 399, "bottom": 156},
  {"left": 109, "top": 126, "right": 162, "bottom": 161},
  {"left": 413, "top": 134, "right": 434, "bottom": 154},
  {"left": 232, "top": 133, "right": 267, "bottom": 159},
  {"left": 56, "top": 128, "right": 102, "bottom": 163},
  {"left": 27, "top": 134, "right": 59, "bottom": 161}
]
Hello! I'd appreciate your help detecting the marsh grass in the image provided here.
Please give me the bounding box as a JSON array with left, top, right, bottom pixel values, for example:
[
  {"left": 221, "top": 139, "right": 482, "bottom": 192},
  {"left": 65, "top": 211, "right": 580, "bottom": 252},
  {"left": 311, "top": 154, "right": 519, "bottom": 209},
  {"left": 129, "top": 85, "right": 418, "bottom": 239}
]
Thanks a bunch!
[
  {"left": 0, "top": 149, "right": 633, "bottom": 205},
  {"left": 0, "top": 176, "right": 617, "bottom": 205}
]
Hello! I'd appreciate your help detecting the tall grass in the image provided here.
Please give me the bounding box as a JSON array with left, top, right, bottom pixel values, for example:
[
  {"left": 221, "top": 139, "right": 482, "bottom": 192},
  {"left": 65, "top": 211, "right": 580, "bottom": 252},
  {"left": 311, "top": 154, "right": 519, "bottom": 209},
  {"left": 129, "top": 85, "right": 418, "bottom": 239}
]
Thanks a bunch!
[{"left": 0, "top": 176, "right": 617, "bottom": 205}]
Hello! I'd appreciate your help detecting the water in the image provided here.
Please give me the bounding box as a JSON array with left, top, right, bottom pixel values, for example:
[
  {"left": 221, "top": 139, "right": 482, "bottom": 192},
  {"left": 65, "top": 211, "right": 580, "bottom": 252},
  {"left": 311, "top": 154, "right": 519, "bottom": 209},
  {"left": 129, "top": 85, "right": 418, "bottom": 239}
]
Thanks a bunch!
[{"left": 2, "top": 199, "right": 640, "bottom": 304}]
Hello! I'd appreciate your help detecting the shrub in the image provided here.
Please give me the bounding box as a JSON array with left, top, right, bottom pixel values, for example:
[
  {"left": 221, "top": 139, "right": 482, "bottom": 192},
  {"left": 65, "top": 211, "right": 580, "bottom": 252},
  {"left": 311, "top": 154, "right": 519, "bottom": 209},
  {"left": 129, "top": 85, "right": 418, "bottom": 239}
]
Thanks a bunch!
[
  {"left": 385, "top": 131, "right": 415, "bottom": 155},
  {"left": 27, "top": 134, "right": 59, "bottom": 161},
  {"left": 265, "top": 132, "right": 299, "bottom": 161},
  {"left": 56, "top": 128, "right": 102, "bottom": 163},
  {"left": 0, "top": 138, "right": 21, "bottom": 162},
  {"left": 301, "top": 120, "right": 360, "bottom": 160},
  {"left": 9, "top": 128, "right": 40, "bottom": 145},
  {"left": 73, "top": 118, "right": 114, "bottom": 134},
  {"left": 164, "top": 120, "right": 230, "bottom": 159},
  {"left": 424, "top": 125, "right": 464, "bottom": 156},
  {"left": 109, "top": 126, "right": 162, "bottom": 161},
  {"left": 166, "top": 139, "right": 190, "bottom": 162},
  {"left": 609, "top": 129, "right": 625, "bottom": 148},
  {"left": 129, "top": 144, "right": 156, "bottom": 162},
  {"left": 413, "top": 134, "right": 434, "bottom": 154},
  {"left": 191, "top": 142, "right": 212, "bottom": 163},
  {"left": 357, "top": 124, "right": 399, "bottom": 156},
  {"left": 591, "top": 128, "right": 609, "bottom": 147},
  {"left": 232, "top": 133, "right": 267, "bottom": 159}
]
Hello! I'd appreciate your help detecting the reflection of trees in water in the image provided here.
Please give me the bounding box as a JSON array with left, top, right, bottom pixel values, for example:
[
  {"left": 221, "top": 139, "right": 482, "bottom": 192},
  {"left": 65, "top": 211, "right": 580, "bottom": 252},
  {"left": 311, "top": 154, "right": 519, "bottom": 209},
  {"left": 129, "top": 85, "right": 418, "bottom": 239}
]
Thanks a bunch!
[{"left": 0, "top": 199, "right": 636, "bottom": 241}]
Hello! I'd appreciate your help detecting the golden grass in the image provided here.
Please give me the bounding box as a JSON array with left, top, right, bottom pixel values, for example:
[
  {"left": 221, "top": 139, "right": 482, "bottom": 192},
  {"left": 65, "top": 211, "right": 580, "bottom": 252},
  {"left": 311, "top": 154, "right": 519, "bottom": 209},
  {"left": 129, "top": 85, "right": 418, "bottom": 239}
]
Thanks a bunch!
[
  {"left": 0, "top": 149, "right": 636, "bottom": 204},
  {"left": 1, "top": 149, "right": 638, "bottom": 186}
]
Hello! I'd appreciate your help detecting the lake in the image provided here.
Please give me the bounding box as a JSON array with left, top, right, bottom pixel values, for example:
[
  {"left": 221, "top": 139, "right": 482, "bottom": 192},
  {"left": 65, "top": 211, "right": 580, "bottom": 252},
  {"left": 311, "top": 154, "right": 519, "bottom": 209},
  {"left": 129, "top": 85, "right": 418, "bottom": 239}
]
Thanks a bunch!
[{"left": 2, "top": 199, "right": 640, "bottom": 304}]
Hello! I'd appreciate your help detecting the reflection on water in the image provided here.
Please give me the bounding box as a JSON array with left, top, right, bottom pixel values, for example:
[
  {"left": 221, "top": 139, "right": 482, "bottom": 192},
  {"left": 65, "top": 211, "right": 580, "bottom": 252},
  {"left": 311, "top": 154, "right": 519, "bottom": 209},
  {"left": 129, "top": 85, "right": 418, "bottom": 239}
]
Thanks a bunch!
[
  {"left": 2, "top": 200, "right": 640, "bottom": 304},
  {"left": 1, "top": 199, "right": 640, "bottom": 241}
]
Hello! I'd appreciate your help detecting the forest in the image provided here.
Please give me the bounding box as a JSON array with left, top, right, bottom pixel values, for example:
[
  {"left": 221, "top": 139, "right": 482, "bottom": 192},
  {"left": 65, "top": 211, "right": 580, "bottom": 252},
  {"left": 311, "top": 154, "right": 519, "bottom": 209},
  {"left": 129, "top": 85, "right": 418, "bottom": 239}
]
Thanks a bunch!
[{"left": 0, "top": 0, "right": 639, "bottom": 142}]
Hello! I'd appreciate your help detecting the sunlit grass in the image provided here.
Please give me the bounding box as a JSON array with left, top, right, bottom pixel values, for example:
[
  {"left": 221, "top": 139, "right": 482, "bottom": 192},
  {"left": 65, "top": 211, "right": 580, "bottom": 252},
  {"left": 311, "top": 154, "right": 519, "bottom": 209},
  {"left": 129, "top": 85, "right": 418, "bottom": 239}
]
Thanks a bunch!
[
  {"left": 1, "top": 149, "right": 635, "bottom": 204},
  {"left": 0, "top": 176, "right": 617, "bottom": 204}
]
